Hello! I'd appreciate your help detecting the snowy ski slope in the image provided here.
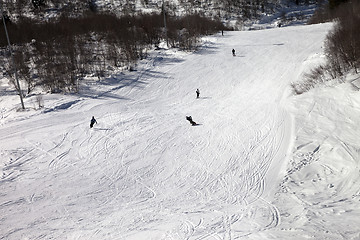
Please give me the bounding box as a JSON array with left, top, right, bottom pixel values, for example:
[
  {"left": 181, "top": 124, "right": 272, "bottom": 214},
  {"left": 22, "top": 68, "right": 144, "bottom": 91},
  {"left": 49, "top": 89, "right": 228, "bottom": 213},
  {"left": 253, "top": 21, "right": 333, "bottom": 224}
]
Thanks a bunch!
[{"left": 3, "top": 22, "right": 358, "bottom": 240}]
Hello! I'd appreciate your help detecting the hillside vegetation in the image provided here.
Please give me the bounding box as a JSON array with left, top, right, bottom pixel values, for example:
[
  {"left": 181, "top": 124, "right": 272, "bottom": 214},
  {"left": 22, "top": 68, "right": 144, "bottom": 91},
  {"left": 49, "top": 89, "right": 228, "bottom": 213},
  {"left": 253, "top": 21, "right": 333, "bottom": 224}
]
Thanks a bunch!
[
  {"left": 0, "top": 13, "right": 223, "bottom": 94},
  {"left": 2, "top": 0, "right": 315, "bottom": 22},
  {"left": 293, "top": 0, "right": 360, "bottom": 94},
  {"left": 1, "top": 0, "right": 321, "bottom": 95}
]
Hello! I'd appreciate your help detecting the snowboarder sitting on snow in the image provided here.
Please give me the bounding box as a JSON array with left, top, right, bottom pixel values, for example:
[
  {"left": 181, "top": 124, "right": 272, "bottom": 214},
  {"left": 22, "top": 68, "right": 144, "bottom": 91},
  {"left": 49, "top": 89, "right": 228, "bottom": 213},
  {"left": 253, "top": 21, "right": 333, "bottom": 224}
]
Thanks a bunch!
[
  {"left": 196, "top": 88, "right": 200, "bottom": 99},
  {"left": 90, "top": 116, "right": 97, "bottom": 128},
  {"left": 186, "top": 116, "right": 197, "bottom": 126},
  {"left": 232, "top": 49, "right": 236, "bottom": 56}
]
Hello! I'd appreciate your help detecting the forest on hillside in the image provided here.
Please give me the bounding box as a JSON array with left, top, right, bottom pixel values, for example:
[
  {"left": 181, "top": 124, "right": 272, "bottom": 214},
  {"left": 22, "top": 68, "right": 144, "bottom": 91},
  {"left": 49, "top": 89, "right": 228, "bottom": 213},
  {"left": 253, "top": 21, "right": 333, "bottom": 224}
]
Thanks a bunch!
[
  {"left": 1, "top": 13, "right": 224, "bottom": 94},
  {"left": 293, "top": 0, "right": 360, "bottom": 94},
  {"left": 2, "top": 0, "right": 321, "bottom": 21},
  {"left": 1, "top": 0, "right": 323, "bottom": 95}
]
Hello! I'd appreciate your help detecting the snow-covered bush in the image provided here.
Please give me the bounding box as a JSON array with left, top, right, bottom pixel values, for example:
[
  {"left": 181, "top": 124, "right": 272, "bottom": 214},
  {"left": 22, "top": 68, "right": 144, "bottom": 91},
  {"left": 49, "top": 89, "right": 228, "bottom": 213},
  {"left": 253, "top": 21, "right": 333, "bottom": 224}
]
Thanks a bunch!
[
  {"left": 294, "top": 1, "right": 360, "bottom": 94},
  {"left": 325, "top": 1, "right": 360, "bottom": 74}
]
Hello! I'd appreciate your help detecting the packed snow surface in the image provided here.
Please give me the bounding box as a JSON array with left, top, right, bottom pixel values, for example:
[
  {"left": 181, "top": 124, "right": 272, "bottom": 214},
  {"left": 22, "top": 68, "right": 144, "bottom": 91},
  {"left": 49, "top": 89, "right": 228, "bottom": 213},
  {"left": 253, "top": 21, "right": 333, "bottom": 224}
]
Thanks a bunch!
[{"left": 1, "top": 22, "right": 360, "bottom": 239}]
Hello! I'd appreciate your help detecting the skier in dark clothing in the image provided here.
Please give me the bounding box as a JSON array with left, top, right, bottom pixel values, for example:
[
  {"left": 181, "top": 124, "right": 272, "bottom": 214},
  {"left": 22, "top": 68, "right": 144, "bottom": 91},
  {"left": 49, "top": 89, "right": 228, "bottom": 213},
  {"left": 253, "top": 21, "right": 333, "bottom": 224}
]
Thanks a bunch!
[
  {"left": 232, "top": 49, "right": 236, "bottom": 56},
  {"left": 186, "top": 116, "right": 197, "bottom": 126},
  {"left": 196, "top": 88, "right": 200, "bottom": 99},
  {"left": 90, "top": 116, "right": 97, "bottom": 128}
]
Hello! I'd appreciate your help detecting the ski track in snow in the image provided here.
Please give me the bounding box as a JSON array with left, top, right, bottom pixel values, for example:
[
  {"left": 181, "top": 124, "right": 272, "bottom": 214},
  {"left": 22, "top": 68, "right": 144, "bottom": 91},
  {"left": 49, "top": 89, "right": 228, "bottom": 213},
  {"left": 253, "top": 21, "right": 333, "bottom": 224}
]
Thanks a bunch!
[{"left": 0, "top": 23, "right": 336, "bottom": 239}]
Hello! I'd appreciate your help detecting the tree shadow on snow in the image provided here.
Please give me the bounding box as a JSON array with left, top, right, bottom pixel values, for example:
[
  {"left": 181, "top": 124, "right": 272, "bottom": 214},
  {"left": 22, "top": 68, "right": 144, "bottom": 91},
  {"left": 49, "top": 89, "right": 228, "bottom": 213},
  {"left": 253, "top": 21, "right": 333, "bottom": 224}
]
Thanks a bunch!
[
  {"left": 152, "top": 55, "right": 185, "bottom": 67},
  {"left": 79, "top": 69, "right": 167, "bottom": 101},
  {"left": 194, "top": 44, "right": 219, "bottom": 56},
  {"left": 43, "top": 100, "right": 81, "bottom": 113}
]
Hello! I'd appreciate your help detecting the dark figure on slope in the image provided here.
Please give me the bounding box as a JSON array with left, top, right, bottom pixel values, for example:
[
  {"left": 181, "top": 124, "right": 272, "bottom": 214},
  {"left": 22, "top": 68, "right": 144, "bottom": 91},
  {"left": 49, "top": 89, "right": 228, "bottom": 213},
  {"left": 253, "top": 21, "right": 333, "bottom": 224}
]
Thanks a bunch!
[
  {"left": 186, "top": 116, "right": 197, "bottom": 126},
  {"left": 232, "top": 49, "right": 236, "bottom": 56},
  {"left": 90, "top": 116, "right": 97, "bottom": 128},
  {"left": 196, "top": 88, "right": 200, "bottom": 99}
]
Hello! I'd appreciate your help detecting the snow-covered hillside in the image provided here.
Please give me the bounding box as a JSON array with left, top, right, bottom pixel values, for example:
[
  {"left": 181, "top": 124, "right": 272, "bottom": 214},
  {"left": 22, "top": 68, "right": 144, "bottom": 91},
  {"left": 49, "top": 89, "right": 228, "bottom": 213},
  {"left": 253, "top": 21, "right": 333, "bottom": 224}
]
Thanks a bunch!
[
  {"left": 1, "top": 0, "right": 317, "bottom": 31},
  {"left": 1, "top": 22, "right": 360, "bottom": 239}
]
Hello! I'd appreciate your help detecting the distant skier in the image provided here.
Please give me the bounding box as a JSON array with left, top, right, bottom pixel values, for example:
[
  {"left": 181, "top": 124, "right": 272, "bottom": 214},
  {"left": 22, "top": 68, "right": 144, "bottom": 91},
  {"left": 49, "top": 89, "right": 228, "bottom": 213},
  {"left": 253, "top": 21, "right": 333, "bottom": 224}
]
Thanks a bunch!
[
  {"left": 186, "top": 116, "right": 197, "bottom": 126},
  {"left": 232, "top": 49, "right": 236, "bottom": 56},
  {"left": 196, "top": 88, "right": 200, "bottom": 99},
  {"left": 90, "top": 116, "right": 97, "bottom": 128}
]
